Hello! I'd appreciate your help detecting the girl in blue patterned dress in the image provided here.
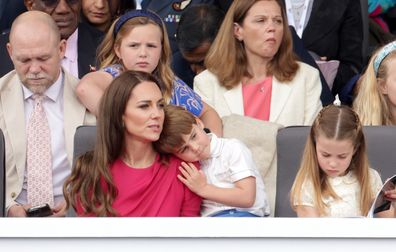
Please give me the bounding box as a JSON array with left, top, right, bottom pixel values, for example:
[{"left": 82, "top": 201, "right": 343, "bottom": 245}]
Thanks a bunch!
[{"left": 76, "top": 9, "right": 223, "bottom": 136}]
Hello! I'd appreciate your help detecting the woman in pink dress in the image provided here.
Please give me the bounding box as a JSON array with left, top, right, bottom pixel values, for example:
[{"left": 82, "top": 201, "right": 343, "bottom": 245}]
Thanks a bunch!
[{"left": 64, "top": 70, "right": 201, "bottom": 216}]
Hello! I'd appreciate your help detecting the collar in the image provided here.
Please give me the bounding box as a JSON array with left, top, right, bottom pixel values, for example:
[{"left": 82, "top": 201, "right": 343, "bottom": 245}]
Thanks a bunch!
[
  {"left": 22, "top": 70, "right": 64, "bottom": 102},
  {"left": 328, "top": 170, "right": 357, "bottom": 185},
  {"left": 207, "top": 133, "right": 222, "bottom": 158},
  {"left": 64, "top": 28, "right": 78, "bottom": 62}
]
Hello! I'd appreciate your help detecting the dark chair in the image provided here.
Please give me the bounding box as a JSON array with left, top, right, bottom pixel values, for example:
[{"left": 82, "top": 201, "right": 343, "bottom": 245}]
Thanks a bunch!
[
  {"left": 0, "top": 129, "right": 5, "bottom": 217},
  {"left": 275, "top": 126, "right": 396, "bottom": 217},
  {"left": 67, "top": 125, "right": 97, "bottom": 217},
  {"left": 72, "top": 125, "right": 97, "bottom": 166}
]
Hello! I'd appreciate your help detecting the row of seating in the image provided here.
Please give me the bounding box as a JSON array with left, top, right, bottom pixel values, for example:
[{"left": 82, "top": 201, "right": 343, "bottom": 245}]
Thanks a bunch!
[{"left": 1, "top": 123, "right": 395, "bottom": 217}]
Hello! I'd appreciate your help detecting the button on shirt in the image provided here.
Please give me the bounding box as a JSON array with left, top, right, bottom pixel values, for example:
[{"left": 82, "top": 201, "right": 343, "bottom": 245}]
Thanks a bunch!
[
  {"left": 17, "top": 71, "right": 70, "bottom": 207},
  {"left": 61, "top": 28, "right": 79, "bottom": 79}
]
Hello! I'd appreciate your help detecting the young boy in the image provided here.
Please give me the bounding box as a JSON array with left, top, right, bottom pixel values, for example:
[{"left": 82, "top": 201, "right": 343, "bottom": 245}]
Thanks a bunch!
[{"left": 155, "top": 105, "right": 270, "bottom": 217}]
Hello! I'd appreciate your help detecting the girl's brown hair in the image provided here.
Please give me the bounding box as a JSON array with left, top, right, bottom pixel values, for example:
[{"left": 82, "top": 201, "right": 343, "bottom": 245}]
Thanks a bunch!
[
  {"left": 64, "top": 70, "right": 164, "bottom": 216},
  {"left": 205, "top": 0, "right": 299, "bottom": 89},
  {"left": 290, "top": 105, "right": 374, "bottom": 216}
]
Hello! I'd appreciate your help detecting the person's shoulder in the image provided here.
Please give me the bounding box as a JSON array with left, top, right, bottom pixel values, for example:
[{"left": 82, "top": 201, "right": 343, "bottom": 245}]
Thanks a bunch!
[
  {"left": 0, "top": 70, "right": 18, "bottom": 89},
  {"left": 195, "top": 69, "right": 217, "bottom": 81},
  {"left": 78, "top": 21, "right": 104, "bottom": 39},
  {"left": 368, "top": 168, "right": 381, "bottom": 179},
  {"left": 215, "top": 136, "right": 250, "bottom": 156},
  {"left": 296, "top": 61, "right": 319, "bottom": 73}
]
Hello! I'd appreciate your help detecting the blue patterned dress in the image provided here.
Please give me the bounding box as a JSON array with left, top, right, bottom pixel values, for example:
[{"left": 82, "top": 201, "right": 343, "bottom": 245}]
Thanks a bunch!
[{"left": 103, "top": 64, "right": 203, "bottom": 116}]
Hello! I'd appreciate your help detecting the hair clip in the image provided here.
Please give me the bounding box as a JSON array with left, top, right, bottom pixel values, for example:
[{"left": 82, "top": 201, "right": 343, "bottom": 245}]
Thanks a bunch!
[{"left": 333, "top": 94, "right": 341, "bottom": 106}]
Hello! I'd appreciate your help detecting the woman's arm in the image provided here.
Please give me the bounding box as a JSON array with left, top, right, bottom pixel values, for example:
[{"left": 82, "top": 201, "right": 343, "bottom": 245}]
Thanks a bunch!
[
  {"left": 177, "top": 162, "right": 256, "bottom": 208},
  {"left": 199, "top": 101, "right": 223, "bottom": 137},
  {"left": 76, "top": 71, "right": 113, "bottom": 116}
]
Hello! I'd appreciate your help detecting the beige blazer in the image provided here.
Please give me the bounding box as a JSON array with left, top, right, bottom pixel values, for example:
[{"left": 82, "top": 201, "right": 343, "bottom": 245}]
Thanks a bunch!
[
  {"left": 194, "top": 62, "right": 323, "bottom": 127},
  {"left": 0, "top": 69, "right": 96, "bottom": 210}
]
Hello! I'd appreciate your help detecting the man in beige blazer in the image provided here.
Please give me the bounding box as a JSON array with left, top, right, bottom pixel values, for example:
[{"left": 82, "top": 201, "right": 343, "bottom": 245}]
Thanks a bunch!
[{"left": 0, "top": 11, "right": 95, "bottom": 216}]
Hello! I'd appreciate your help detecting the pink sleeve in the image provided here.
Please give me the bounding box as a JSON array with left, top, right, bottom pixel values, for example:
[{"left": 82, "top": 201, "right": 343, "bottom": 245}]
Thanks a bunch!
[
  {"left": 181, "top": 186, "right": 202, "bottom": 216},
  {"left": 180, "top": 161, "right": 202, "bottom": 216}
]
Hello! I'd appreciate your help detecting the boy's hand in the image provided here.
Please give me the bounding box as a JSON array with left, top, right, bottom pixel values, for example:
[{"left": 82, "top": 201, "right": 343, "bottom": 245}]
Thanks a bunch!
[{"left": 177, "top": 162, "right": 208, "bottom": 196}]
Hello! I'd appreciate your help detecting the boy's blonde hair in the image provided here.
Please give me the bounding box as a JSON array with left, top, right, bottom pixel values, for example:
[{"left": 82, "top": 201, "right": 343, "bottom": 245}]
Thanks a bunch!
[
  {"left": 154, "top": 105, "right": 197, "bottom": 154},
  {"left": 290, "top": 105, "right": 374, "bottom": 216}
]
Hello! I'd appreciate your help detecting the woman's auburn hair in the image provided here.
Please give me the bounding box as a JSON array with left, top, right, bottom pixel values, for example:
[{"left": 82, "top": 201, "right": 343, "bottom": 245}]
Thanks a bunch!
[
  {"left": 290, "top": 105, "right": 374, "bottom": 216},
  {"left": 96, "top": 15, "right": 174, "bottom": 101},
  {"left": 63, "top": 71, "right": 165, "bottom": 216},
  {"left": 205, "top": 0, "right": 299, "bottom": 89}
]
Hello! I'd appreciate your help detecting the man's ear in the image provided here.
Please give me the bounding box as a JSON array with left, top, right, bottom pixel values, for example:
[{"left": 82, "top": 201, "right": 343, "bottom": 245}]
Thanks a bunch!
[
  {"left": 378, "top": 78, "right": 388, "bottom": 95},
  {"left": 59, "top": 39, "right": 67, "bottom": 58},
  {"left": 6, "top": 43, "right": 13, "bottom": 60},
  {"left": 24, "top": 0, "right": 34, "bottom": 10}
]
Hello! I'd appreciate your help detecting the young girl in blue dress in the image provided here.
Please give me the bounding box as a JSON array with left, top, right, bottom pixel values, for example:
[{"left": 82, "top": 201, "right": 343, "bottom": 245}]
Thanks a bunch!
[{"left": 76, "top": 9, "right": 222, "bottom": 136}]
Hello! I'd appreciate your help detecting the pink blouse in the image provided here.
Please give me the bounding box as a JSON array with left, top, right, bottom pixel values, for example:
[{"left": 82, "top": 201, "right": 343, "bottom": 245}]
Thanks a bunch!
[{"left": 242, "top": 76, "right": 272, "bottom": 121}]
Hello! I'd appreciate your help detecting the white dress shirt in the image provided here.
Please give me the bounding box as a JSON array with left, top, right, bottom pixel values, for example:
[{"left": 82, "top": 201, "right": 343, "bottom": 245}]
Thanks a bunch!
[{"left": 61, "top": 28, "right": 79, "bottom": 79}]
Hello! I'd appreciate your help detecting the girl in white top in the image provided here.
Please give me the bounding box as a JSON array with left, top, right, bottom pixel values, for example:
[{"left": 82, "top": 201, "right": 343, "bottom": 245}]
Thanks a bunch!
[
  {"left": 290, "top": 103, "right": 396, "bottom": 217},
  {"left": 155, "top": 105, "right": 270, "bottom": 217}
]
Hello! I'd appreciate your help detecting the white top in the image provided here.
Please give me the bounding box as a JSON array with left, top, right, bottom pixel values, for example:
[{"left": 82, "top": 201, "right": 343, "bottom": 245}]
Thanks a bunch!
[
  {"left": 18, "top": 71, "right": 70, "bottom": 207},
  {"left": 285, "top": 0, "right": 314, "bottom": 37},
  {"left": 61, "top": 28, "right": 79, "bottom": 79},
  {"left": 295, "top": 169, "right": 383, "bottom": 217},
  {"left": 200, "top": 134, "right": 270, "bottom": 217}
]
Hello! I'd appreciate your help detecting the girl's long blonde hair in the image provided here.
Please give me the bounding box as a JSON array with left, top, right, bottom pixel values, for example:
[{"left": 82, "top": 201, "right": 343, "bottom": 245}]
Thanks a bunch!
[
  {"left": 290, "top": 105, "right": 374, "bottom": 216},
  {"left": 96, "top": 12, "right": 174, "bottom": 101},
  {"left": 353, "top": 46, "right": 396, "bottom": 125}
]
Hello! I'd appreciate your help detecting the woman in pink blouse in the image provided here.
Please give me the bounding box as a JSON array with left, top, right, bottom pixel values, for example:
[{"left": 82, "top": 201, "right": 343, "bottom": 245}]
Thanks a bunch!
[{"left": 194, "top": 0, "right": 323, "bottom": 127}]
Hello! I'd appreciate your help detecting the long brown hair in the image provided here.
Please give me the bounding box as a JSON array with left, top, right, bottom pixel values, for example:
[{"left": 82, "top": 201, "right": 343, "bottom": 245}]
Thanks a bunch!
[
  {"left": 205, "top": 0, "right": 298, "bottom": 89},
  {"left": 96, "top": 11, "right": 174, "bottom": 101},
  {"left": 64, "top": 71, "right": 164, "bottom": 216},
  {"left": 290, "top": 105, "right": 374, "bottom": 216}
]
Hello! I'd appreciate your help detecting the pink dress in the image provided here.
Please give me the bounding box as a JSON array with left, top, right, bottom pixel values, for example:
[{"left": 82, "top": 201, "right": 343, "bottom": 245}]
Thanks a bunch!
[{"left": 77, "top": 155, "right": 202, "bottom": 217}]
